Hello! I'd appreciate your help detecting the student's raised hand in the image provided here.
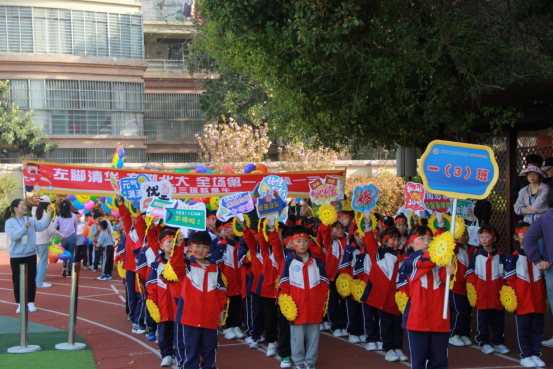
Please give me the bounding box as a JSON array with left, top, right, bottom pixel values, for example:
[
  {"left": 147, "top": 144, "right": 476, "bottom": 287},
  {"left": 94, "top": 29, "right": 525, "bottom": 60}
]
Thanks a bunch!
[
  {"left": 115, "top": 195, "right": 123, "bottom": 206},
  {"left": 219, "top": 311, "right": 226, "bottom": 326}
]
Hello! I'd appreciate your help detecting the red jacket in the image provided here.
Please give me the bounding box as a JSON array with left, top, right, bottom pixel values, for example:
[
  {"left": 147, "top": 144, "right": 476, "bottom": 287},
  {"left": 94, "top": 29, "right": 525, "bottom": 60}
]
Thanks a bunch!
[
  {"left": 451, "top": 244, "right": 470, "bottom": 296},
  {"left": 361, "top": 230, "right": 405, "bottom": 316},
  {"left": 318, "top": 224, "right": 346, "bottom": 281},
  {"left": 146, "top": 254, "right": 177, "bottom": 323},
  {"left": 213, "top": 237, "right": 241, "bottom": 297},
  {"left": 279, "top": 251, "right": 330, "bottom": 325},
  {"left": 137, "top": 223, "right": 161, "bottom": 285},
  {"left": 119, "top": 204, "right": 146, "bottom": 273},
  {"left": 243, "top": 228, "right": 278, "bottom": 298},
  {"left": 466, "top": 248, "right": 505, "bottom": 311},
  {"left": 397, "top": 250, "right": 450, "bottom": 332},
  {"left": 505, "top": 248, "right": 546, "bottom": 315},
  {"left": 175, "top": 257, "right": 227, "bottom": 329}
]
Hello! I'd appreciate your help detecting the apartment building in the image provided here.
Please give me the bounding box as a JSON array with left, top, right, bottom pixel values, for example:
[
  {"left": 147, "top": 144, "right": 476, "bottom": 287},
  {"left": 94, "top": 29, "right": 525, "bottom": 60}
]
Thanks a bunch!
[{"left": 0, "top": 0, "right": 212, "bottom": 165}]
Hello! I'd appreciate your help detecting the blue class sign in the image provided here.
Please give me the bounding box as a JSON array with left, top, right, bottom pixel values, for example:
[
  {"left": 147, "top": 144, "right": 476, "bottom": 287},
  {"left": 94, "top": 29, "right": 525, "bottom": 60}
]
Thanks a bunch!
[{"left": 419, "top": 140, "right": 499, "bottom": 200}]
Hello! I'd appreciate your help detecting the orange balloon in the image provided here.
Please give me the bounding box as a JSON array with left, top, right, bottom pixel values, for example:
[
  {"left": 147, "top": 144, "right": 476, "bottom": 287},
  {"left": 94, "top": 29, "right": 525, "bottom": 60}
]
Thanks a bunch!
[
  {"left": 82, "top": 225, "right": 90, "bottom": 238},
  {"left": 48, "top": 252, "right": 58, "bottom": 264},
  {"left": 222, "top": 165, "right": 235, "bottom": 174},
  {"left": 255, "top": 163, "right": 268, "bottom": 173},
  {"left": 189, "top": 170, "right": 196, "bottom": 174}
]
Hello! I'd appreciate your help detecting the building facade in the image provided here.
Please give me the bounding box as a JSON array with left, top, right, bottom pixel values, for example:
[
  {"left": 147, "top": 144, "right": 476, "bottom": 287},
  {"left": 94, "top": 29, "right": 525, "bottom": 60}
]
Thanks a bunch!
[{"left": 0, "top": 0, "right": 210, "bottom": 165}]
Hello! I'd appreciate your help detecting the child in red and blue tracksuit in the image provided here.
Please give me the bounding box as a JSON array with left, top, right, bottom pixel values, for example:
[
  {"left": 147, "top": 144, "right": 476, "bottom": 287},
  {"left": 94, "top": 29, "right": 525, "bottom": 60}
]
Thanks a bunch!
[
  {"left": 279, "top": 226, "right": 329, "bottom": 369},
  {"left": 447, "top": 227, "right": 473, "bottom": 347},
  {"left": 397, "top": 226, "right": 455, "bottom": 369},
  {"left": 238, "top": 235, "right": 253, "bottom": 342},
  {"left": 352, "top": 225, "right": 382, "bottom": 351},
  {"left": 116, "top": 196, "right": 147, "bottom": 334},
  {"left": 465, "top": 224, "right": 509, "bottom": 355},
  {"left": 146, "top": 229, "right": 179, "bottom": 367},
  {"left": 174, "top": 231, "right": 227, "bottom": 369},
  {"left": 242, "top": 218, "right": 279, "bottom": 354},
  {"left": 360, "top": 223, "right": 408, "bottom": 362},
  {"left": 318, "top": 220, "right": 347, "bottom": 336},
  {"left": 339, "top": 226, "right": 365, "bottom": 344},
  {"left": 212, "top": 219, "right": 244, "bottom": 340},
  {"left": 505, "top": 222, "right": 546, "bottom": 367}
]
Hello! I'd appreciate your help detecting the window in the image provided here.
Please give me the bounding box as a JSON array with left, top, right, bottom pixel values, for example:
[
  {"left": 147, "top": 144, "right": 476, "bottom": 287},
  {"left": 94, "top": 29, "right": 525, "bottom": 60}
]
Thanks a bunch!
[{"left": 0, "top": 6, "right": 143, "bottom": 59}]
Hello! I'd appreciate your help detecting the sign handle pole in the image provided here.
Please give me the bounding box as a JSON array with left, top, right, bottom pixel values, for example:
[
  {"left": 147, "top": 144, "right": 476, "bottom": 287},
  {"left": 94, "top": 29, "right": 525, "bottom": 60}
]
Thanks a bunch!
[{"left": 442, "top": 198, "right": 458, "bottom": 319}]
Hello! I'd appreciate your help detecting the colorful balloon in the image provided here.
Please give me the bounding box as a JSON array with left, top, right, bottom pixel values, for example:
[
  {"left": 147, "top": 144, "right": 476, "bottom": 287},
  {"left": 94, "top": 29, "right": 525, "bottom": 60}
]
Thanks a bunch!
[
  {"left": 222, "top": 165, "right": 234, "bottom": 174},
  {"left": 101, "top": 202, "right": 111, "bottom": 214},
  {"left": 195, "top": 165, "right": 207, "bottom": 173},
  {"left": 53, "top": 237, "right": 60, "bottom": 244},
  {"left": 206, "top": 169, "right": 214, "bottom": 174},
  {"left": 72, "top": 200, "right": 84, "bottom": 210},
  {"left": 58, "top": 254, "right": 69, "bottom": 261},
  {"left": 251, "top": 170, "right": 262, "bottom": 174},
  {"left": 48, "top": 252, "right": 58, "bottom": 264},
  {"left": 82, "top": 225, "right": 90, "bottom": 238},
  {"left": 76, "top": 195, "right": 90, "bottom": 203},
  {"left": 255, "top": 163, "right": 268, "bottom": 173},
  {"left": 118, "top": 148, "right": 125, "bottom": 158},
  {"left": 111, "top": 210, "right": 120, "bottom": 218},
  {"left": 244, "top": 163, "right": 256, "bottom": 174},
  {"left": 84, "top": 200, "right": 94, "bottom": 211},
  {"left": 116, "top": 158, "right": 124, "bottom": 169},
  {"left": 87, "top": 218, "right": 95, "bottom": 226},
  {"left": 67, "top": 194, "right": 76, "bottom": 201},
  {"left": 49, "top": 245, "right": 64, "bottom": 254}
]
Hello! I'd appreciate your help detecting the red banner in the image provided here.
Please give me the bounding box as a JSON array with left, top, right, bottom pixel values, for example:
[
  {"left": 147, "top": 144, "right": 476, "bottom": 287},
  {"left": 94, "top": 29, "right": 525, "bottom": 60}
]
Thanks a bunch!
[{"left": 23, "top": 161, "right": 346, "bottom": 198}]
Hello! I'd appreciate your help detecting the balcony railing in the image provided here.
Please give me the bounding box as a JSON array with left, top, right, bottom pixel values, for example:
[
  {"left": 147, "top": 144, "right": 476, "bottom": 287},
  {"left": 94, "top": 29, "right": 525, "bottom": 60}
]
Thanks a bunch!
[
  {"left": 146, "top": 59, "right": 217, "bottom": 74},
  {"left": 142, "top": 0, "right": 194, "bottom": 22}
]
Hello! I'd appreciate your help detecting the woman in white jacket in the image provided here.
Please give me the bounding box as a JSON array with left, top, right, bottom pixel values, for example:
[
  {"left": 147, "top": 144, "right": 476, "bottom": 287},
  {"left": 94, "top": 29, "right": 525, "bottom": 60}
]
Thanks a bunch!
[
  {"left": 514, "top": 166, "right": 550, "bottom": 223},
  {"left": 34, "top": 196, "right": 60, "bottom": 288}
]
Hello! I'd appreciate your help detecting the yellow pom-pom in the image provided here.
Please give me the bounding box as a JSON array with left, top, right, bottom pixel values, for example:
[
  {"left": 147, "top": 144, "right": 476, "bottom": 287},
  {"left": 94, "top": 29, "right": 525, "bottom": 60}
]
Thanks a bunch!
[
  {"left": 279, "top": 294, "right": 298, "bottom": 321},
  {"left": 428, "top": 232, "right": 456, "bottom": 266},
  {"left": 454, "top": 216, "right": 465, "bottom": 240},
  {"left": 117, "top": 261, "right": 126, "bottom": 279},
  {"left": 342, "top": 199, "right": 353, "bottom": 211},
  {"left": 395, "top": 291, "right": 409, "bottom": 314},
  {"left": 221, "top": 298, "right": 230, "bottom": 326},
  {"left": 449, "top": 256, "right": 458, "bottom": 290},
  {"left": 500, "top": 285, "right": 518, "bottom": 313},
  {"left": 162, "top": 262, "right": 179, "bottom": 282},
  {"left": 245, "top": 251, "right": 251, "bottom": 263},
  {"left": 221, "top": 273, "right": 228, "bottom": 288},
  {"left": 336, "top": 273, "right": 353, "bottom": 298},
  {"left": 136, "top": 273, "right": 142, "bottom": 294},
  {"left": 323, "top": 290, "right": 330, "bottom": 317},
  {"left": 318, "top": 204, "right": 338, "bottom": 226},
  {"left": 233, "top": 214, "right": 251, "bottom": 236},
  {"left": 467, "top": 282, "right": 477, "bottom": 307},
  {"left": 275, "top": 277, "right": 280, "bottom": 290},
  {"left": 146, "top": 299, "right": 161, "bottom": 323},
  {"left": 352, "top": 279, "right": 366, "bottom": 303}
]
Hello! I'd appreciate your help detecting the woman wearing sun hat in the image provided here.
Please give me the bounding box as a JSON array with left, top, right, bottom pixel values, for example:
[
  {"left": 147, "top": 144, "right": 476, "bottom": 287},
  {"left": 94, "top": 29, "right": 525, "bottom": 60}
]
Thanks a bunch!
[{"left": 514, "top": 165, "right": 550, "bottom": 224}]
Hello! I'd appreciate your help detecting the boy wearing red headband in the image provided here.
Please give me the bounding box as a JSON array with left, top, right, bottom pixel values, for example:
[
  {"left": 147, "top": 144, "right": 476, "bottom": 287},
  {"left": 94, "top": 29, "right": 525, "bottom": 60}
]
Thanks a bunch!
[
  {"left": 279, "top": 226, "right": 329, "bottom": 369},
  {"left": 397, "top": 226, "right": 455, "bottom": 369},
  {"left": 213, "top": 218, "right": 245, "bottom": 340},
  {"left": 361, "top": 225, "right": 408, "bottom": 362},
  {"left": 465, "top": 224, "right": 509, "bottom": 355},
  {"left": 505, "top": 222, "right": 546, "bottom": 368},
  {"left": 173, "top": 231, "right": 227, "bottom": 369},
  {"left": 146, "top": 230, "right": 178, "bottom": 367}
]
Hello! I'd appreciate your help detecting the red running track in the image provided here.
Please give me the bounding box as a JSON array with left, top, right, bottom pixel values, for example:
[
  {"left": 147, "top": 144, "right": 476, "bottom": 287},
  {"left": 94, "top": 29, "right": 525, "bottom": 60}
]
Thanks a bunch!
[{"left": 0, "top": 250, "right": 551, "bottom": 368}]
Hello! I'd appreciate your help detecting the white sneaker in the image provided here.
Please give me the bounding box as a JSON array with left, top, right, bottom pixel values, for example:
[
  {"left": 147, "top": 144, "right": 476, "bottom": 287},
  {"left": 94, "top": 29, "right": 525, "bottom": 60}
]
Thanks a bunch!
[
  {"left": 233, "top": 327, "right": 245, "bottom": 339},
  {"left": 223, "top": 328, "right": 237, "bottom": 340},
  {"left": 482, "top": 344, "right": 495, "bottom": 355},
  {"left": 280, "top": 357, "right": 291, "bottom": 368},
  {"left": 27, "top": 303, "right": 37, "bottom": 312},
  {"left": 249, "top": 340, "right": 259, "bottom": 349},
  {"left": 395, "top": 349, "right": 408, "bottom": 362},
  {"left": 348, "top": 335, "right": 361, "bottom": 344},
  {"left": 333, "top": 330, "right": 343, "bottom": 338},
  {"left": 460, "top": 336, "right": 472, "bottom": 346},
  {"left": 542, "top": 337, "right": 553, "bottom": 347},
  {"left": 365, "top": 342, "right": 377, "bottom": 351},
  {"left": 259, "top": 336, "right": 265, "bottom": 343},
  {"left": 385, "top": 349, "right": 400, "bottom": 362},
  {"left": 160, "top": 356, "right": 172, "bottom": 367},
  {"left": 15, "top": 304, "right": 20, "bottom": 314},
  {"left": 319, "top": 324, "right": 326, "bottom": 331},
  {"left": 172, "top": 357, "right": 177, "bottom": 365},
  {"left": 532, "top": 356, "right": 546, "bottom": 367},
  {"left": 376, "top": 341, "right": 383, "bottom": 350},
  {"left": 37, "top": 283, "right": 52, "bottom": 288},
  {"left": 520, "top": 357, "right": 537, "bottom": 368},
  {"left": 495, "top": 344, "right": 510, "bottom": 354},
  {"left": 245, "top": 336, "right": 254, "bottom": 344},
  {"left": 449, "top": 335, "right": 465, "bottom": 347},
  {"left": 267, "top": 342, "right": 277, "bottom": 357},
  {"left": 359, "top": 335, "right": 367, "bottom": 342},
  {"left": 323, "top": 321, "right": 332, "bottom": 330}
]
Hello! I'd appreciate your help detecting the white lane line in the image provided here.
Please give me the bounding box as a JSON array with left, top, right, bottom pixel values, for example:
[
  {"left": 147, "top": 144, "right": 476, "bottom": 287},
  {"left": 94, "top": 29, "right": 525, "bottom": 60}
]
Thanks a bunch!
[
  {"left": 111, "top": 284, "right": 121, "bottom": 294},
  {"left": 118, "top": 295, "right": 126, "bottom": 303},
  {"left": 0, "top": 287, "right": 125, "bottom": 307},
  {"left": 0, "top": 299, "right": 161, "bottom": 359}
]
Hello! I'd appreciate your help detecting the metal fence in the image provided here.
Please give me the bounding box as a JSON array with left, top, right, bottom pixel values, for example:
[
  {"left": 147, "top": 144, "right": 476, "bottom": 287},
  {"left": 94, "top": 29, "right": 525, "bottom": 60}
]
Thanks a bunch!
[
  {"left": 146, "top": 59, "right": 217, "bottom": 74},
  {"left": 0, "top": 6, "right": 143, "bottom": 59},
  {"left": 141, "top": 0, "right": 194, "bottom": 22}
]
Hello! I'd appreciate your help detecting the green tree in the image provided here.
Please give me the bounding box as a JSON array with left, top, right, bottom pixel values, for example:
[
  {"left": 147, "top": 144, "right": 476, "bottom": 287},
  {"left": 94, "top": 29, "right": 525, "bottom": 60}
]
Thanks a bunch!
[
  {"left": 0, "top": 81, "right": 57, "bottom": 157},
  {"left": 0, "top": 172, "right": 18, "bottom": 231},
  {"left": 191, "top": 0, "right": 553, "bottom": 151}
]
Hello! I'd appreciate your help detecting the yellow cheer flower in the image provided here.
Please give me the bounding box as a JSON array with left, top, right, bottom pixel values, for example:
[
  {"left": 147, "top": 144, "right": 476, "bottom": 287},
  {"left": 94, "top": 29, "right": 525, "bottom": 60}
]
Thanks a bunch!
[
  {"left": 162, "top": 262, "right": 178, "bottom": 282},
  {"left": 233, "top": 214, "right": 251, "bottom": 236},
  {"left": 467, "top": 282, "right": 477, "bottom": 307},
  {"left": 279, "top": 294, "right": 298, "bottom": 321},
  {"left": 395, "top": 291, "right": 409, "bottom": 314},
  {"left": 146, "top": 299, "right": 161, "bottom": 323},
  {"left": 318, "top": 204, "right": 338, "bottom": 226},
  {"left": 500, "top": 285, "right": 518, "bottom": 313},
  {"left": 221, "top": 273, "right": 228, "bottom": 288},
  {"left": 117, "top": 261, "right": 126, "bottom": 279},
  {"left": 336, "top": 273, "right": 353, "bottom": 298},
  {"left": 352, "top": 279, "right": 366, "bottom": 303},
  {"left": 428, "top": 232, "right": 456, "bottom": 266}
]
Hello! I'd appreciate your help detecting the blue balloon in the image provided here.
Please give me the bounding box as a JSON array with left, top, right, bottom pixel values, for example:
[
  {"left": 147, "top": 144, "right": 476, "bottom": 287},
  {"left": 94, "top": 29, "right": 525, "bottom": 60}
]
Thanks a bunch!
[
  {"left": 195, "top": 165, "right": 207, "bottom": 173},
  {"left": 244, "top": 163, "right": 256, "bottom": 174},
  {"left": 118, "top": 148, "right": 125, "bottom": 158},
  {"left": 116, "top": 158, "right": 124, "bottom": 169},
  {"left": 206, "top": 169, "right": 214, "bottom": 174},
  {"left": 63, "top": 250, "right": 72, "bottom": 257},
  {"left": 67, "top": 194, "right": 76, "bottom": 201},
  {"left": 82, "top": 237, "right": 89, "bottom": 246},
  {"left": 58, "top": 254, "right": 69, "bottom": 261},
  {"left": 99, "top": 196, "right": 106, "bottom": 202},
  {"left": 72, "top": 200, "right": 84, "bottom": 210},
  {"left": 188, "top": 200, "right": 195, "bottom": 205},
  {"left": 83, "top": 209, "right": 90, "bottom": 214},
  {"left": 101, "top": 202, "right": 111, "bottom": 213}
]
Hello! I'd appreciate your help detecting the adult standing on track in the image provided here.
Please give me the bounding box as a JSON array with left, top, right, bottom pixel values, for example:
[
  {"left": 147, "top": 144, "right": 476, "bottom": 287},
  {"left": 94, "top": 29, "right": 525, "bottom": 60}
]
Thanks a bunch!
[
  {"left": 4, "top": 198, "right": 53, "bottom": 313},
  {"left": 35, "top": 196, "right": 59, "bottom": 288},
  {"left": 54, "top": 199, "right": 78, "bottom": 278}
]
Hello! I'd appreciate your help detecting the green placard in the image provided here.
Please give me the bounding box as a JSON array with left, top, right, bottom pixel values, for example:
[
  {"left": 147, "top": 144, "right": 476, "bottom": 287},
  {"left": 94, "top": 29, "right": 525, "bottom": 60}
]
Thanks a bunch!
[
  {"left": 452, "top": 199, "right": 475, "bottom": 221},
  {"left": 165, "top": 208, "right": 206, "bottom": 231},
  {"left": 146, "top": 198, "right": 174, "bottom": 216}
]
